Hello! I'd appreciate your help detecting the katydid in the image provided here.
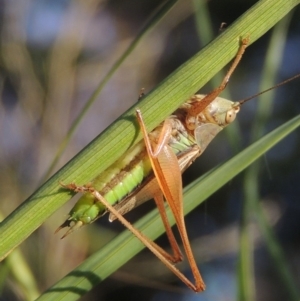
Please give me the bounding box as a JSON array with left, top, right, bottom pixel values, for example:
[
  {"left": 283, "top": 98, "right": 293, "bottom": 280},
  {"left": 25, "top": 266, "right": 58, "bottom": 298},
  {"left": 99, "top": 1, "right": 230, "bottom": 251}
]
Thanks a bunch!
[{"left": 57, "top": 37, "right": 300, "bottom": 292}]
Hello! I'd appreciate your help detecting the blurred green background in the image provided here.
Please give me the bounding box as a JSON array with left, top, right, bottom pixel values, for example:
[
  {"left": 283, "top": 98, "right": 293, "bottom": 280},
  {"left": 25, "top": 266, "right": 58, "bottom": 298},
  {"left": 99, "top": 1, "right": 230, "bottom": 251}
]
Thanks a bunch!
[{"left": 0, "top": 0, "right": 300, "bottom": 300}]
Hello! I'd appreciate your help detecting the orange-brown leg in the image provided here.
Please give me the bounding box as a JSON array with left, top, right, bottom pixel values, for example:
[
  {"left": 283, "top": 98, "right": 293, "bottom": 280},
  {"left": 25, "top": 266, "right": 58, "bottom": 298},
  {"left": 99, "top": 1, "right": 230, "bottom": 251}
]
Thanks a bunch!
[
  {"left": 136, "top": 110, "right": 206, "bottom": 292},
  {"left": 64, "top": 183, "right": 203, "bottom": 291},
  {"left": 189, "top": 36, "right": 249, "bottom": 117}
]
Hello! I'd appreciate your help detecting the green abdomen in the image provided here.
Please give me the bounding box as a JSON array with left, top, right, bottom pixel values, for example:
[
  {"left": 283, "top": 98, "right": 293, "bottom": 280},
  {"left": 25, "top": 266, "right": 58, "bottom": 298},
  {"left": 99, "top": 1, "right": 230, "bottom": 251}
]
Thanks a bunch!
[
  {"left": 95, "top": 141, "right": 152, "bottom": 209},
  {"left": 68, "top": 125, "right": 196, "bottom": 224}
]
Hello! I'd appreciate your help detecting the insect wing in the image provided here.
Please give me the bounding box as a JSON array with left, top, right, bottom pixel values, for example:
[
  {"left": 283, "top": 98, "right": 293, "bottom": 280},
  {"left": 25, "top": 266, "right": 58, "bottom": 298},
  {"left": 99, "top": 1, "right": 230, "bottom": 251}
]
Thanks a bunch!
[{"left": 195, "top": 123, "right": 223, "bottom": 153}]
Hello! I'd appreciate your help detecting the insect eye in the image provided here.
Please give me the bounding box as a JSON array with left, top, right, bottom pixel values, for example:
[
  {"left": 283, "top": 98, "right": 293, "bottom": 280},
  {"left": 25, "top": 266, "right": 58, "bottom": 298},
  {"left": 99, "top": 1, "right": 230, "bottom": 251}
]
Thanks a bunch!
[
  {"left": 225, "top": 109, "right": 237, "bottom": 124},
  {"left": 225, "top": 105, "right": 240, "bottom": 124}
]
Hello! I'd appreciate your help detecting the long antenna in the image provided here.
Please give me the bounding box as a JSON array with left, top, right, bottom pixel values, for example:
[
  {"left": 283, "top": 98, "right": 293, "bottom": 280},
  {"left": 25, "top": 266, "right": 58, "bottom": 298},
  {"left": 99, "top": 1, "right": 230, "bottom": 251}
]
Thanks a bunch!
[{"left": 238, "top": 73, "right": 300, "bottom": 105}]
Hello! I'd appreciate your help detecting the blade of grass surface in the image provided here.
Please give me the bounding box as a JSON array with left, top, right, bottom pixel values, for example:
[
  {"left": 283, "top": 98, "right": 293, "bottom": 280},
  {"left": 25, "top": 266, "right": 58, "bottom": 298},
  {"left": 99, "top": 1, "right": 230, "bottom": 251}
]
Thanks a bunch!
[
  {"left": 0, "top": 213, "right": 40, "bottom": 300},
  {"left": 237, "top": 12, "right": 299, "bottom": 301},
  {"left": 1, "top": 1, "right": 179, "bottom": 296},
  {"left": 193, "top": 0, "right": 241, "bottom": 152},
  {"left": 0, "top": 0, "right": 299, "bottom": 262},
  {"left": 36, "top": 115, "right": 300, "bottom": 301},
  {"left": 42, "top": 0, "right": 179, "bottom": 182}
]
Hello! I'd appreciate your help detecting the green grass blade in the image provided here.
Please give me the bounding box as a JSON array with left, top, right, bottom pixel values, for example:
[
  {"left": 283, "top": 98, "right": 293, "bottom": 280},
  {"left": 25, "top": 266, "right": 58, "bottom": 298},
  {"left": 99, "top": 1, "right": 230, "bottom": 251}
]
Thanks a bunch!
[
  {"left": 0, "top": 0, "right": 299, "bottom": 258},
  {"left": 4, "top": 249, "right": 40, "bottom": 300},
  {"left": 193, "top": 0, "right": 242, "bottom": 152},
  {"left": 237, "top": 12, "right": 299, "bottom": 301},
  {"left": 0, "top": 213, "right": 40, "bottom": 301},
  {"left": 41, "top": 0, "right": 179, "bottom": 182},
  {"left": 238, "top": 167, "right": 258, "bottom": 301},
  {"left": 36, "top": 114, "right": 300, "bottom": 301},
  {"left": 0, "top": 0, "right": 299, "bottom": 264}
]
